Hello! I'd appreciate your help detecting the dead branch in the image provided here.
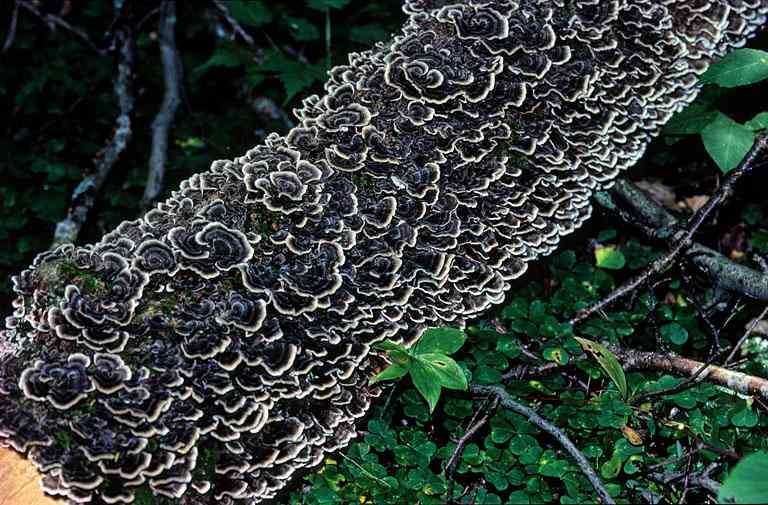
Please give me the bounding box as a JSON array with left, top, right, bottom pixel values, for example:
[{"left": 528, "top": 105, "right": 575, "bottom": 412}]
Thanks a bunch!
[
  {"left": 444, "top": 397, "right": 498, "bottom": 504},
  {"left": 140, "top": 0, "right": 182, "bottom": 210},
  {"left": 52, "top": 24, "right": 135, "bottom": 247},
  {"left": 572, "top": 133, "right": 768, "bottom": 325},
  {"left": 212, "top": 0, "right": 256, "bottom": 47},
  {"left": 470, "top": 384, "right": 616, "bottom": 505},
  {"left": 16, "top": 0, "right": 106, "bottom": 54},
  {"left": 610, "top": 345, "right": 768, "bottom": 400},
  {"left": 1, "top": 1, "right": 19, "bottom": 53},
  {"left": 597, "top": 184, "right": 768, "bottom": 303}
]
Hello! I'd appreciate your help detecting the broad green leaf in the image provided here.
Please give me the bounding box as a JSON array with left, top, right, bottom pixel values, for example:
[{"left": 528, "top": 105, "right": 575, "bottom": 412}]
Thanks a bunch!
[
  {"left": 746, "top": 111, "right": 768, "bottom": 131},
  {"left": 574, "top": 337, "right": 628, "bottom": 400},
  {"left": 410, "top": 360, "right": 443, "bottom": 413},
  {"left": 719, "top": 451, "right": 768, "bottom": 504},
  {"left": 414, "top": 327, "right": 466, "bottom": 355},
  {"left": 701, "top": 112, "right": 755, "bottom": 173},
  {"left": 227, "top": 0, "right": 273, "bottom": 27},
  {"left": 306, "top": 0, "right": 352, "bottom": 10},
  {"left": 660, "top": 322, "right": 688, "bottom": 345},
  {"left": 369, "top": 363, "right": 408, "bottom": 384},
  {"left": 418, "top": 353, "right": 467, "bottom": 391},
  {"left": 701, "top": 48, "right": 768, "bottom": 87},
  {"left": 663, "top": 101, "right": 717, "bottom": 135},
  {"left": 594, "top": 245, "right": 626, "bottom": 270}
]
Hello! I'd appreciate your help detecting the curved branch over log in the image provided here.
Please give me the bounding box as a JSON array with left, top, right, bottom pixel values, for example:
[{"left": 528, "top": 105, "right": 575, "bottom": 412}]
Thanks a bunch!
[
  {"left": 471, "top": 384, "right": 615, "bottom": 505},
  {"left": 2, "top": 1, "right": 768, "bottom": 504},
  {"left": 597, "top": 178, "right": 768, "bottom": 301}
]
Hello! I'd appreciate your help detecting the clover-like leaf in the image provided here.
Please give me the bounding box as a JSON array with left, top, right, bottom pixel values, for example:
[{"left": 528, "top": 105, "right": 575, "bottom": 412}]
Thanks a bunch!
[{"left": 595, "top": 245, "right": 626, "bottom": 270}]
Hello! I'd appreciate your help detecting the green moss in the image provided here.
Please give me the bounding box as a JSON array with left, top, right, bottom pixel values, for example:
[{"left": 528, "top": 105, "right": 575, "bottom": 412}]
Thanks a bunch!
[
  {"left": 35, "top": 259, "right": 108, "bottom": 297},
  {"left": 54, "top": 430, "right": 73, "bottom": 449},
  {"left": 193, "top": 445, "right": 220, "bottom": 483}
]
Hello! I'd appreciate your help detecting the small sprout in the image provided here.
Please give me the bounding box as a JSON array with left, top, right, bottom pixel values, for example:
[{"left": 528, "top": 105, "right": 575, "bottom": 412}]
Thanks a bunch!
[{"left": 372, "top": 328, "right": 468, "bottom": 412}]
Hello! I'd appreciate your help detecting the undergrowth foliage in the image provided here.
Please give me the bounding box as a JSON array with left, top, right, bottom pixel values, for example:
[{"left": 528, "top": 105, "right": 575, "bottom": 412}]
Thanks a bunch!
[{"left": 291, "top": 226, "right": 768, "bottom": 504}]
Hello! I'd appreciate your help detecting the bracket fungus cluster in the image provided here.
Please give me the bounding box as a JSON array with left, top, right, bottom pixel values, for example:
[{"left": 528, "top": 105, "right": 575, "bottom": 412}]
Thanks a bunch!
[{"left": 2, "top": 1, "right": 768, "bottom": 503}]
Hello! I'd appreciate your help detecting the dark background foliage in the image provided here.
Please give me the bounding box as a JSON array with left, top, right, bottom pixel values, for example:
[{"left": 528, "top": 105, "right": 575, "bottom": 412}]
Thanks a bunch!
[
  {"left": 0, "top": 0, "right": 403, "bottom": 308},
  {"left": 4, "top": 1, "right": 768, "bottom": 504}
]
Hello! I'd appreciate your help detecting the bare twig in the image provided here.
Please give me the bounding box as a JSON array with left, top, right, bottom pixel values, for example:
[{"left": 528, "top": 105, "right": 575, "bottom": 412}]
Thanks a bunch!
[
  {"left": 611, "top": 345, "right": 768, "bottom": 400},
  {"left": 597, "top": 189, "right": 768, "bottom": 303},
  {"left": 16, "top": 0, "right": 106, "bottom": 54},
  {"left": 212, "top": 0, "right": 256, "bottom": 47},
  {"left": 2, "top": 1, "right": 19, "bottom": 53},
  {"left": 52, "top": 25, "right": 135, "bottom": 247},
  {"left": 572, "top": 133, "right": 768, "bottom": 325},
  {"left": 470, "top": 384, "right": 616, "bottom": 505},
  {"left": 141, "top": 0, "right": 183, "bottom": 210},
  {"left": 444, "top": 397, "right": 498, "bottom": 504},
  {"left": 724, "top": 304, "right": 768, "bottom": 365}
]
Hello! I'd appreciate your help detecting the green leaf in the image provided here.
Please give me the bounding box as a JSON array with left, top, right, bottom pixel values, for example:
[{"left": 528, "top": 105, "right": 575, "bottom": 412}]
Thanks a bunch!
[
  {"left": 752, "top": 229, "right": 768, "bottom": 253},
  {"left": 595, "top": 245, "right": 626, "bottom": 270},
  {"left": 414, "top": 327, "right": 466, "bottom": 355},
  {"left": 701, "top": 112, "right": 755, "bottom": 173},
  {"left": 282, "top": 15, "right": 321, "bottom": 41},
  {"left": 306, "top": 0, "right": 352, "bottom": 10},
  {"left": 746, "top": 111, "right": 768, "bottom": 131},
  {"left": 227, "top": 0, "right": 273, "bottom": 27},
  {"left": 664, "top": 101, "right": 717, "bottom": 135},
  {"left": 719, "top": 451, "right": 768, "bottom": 504},
  {"left": 574, "top": 337, "right": 628, "bottom": 400},
  {"left": 369, "top": 363, "right": 408, "bottom": 384},
  {"left": 349, "top": 24, "right": 391, "bottom": 44},
  {"left": 418, "top": 353, "right": 467, "bottom": 391},
  {"left": 248, "top": 49, "right": 326, "bottom": 103},
  {"left": 542, "top": 347, "right": 569, "bottom": 365},
  {"left": 732, "top": 405, "right": 759, "bottom": 428},
  {"left": 410, "top": 360, "right": 442, "bottom": 413},
  {"left": 193, "top": 43, "right": 250, "bottom": 80},
  {"left": 660, "top": 322, "right": 688, "bottom": 345},
  {"left": 374, "top": 339, "right": 407, "bottom": 353},
  {"left": 701, "top": 48, "right": 768, "bottom": 87}
]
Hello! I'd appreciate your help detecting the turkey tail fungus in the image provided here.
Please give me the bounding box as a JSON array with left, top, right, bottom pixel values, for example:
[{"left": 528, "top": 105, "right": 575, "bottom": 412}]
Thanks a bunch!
[{"left": 2, "top": 1, "right": 768, "bottom": 504}]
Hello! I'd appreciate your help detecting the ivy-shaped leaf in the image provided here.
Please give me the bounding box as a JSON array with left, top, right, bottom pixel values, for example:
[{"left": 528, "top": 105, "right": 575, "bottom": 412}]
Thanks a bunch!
[{"left": 701, "top": 112, "right": 755, "bottom": 173}]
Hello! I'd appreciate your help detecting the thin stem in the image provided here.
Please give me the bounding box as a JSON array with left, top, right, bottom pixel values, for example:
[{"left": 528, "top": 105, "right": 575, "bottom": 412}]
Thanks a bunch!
[{"left": 470, "top": 385, "right": 616, "bottom": 505}]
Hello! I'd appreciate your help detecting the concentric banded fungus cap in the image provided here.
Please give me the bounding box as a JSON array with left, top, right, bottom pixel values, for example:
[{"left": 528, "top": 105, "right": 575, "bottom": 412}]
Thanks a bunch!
[{"left": 3, "top": 0, "right": 768, "bottom": 503}]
